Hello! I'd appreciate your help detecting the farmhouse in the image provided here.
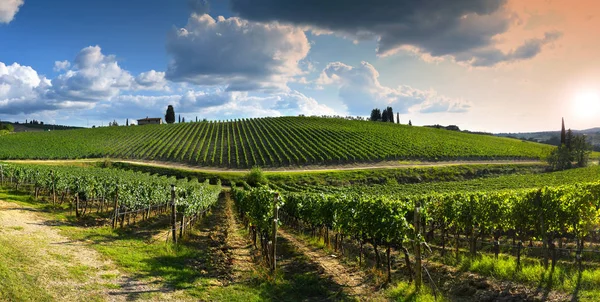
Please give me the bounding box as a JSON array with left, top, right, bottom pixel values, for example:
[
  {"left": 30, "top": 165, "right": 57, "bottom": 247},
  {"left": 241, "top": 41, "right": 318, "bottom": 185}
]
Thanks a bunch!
[{"left": 137, "top": 117, "right": 162, "bottom": 125}]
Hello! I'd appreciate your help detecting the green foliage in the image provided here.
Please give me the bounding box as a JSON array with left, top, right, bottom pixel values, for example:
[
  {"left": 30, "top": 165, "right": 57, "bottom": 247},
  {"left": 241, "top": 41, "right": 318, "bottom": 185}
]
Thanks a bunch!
[
  {"left": 246, "top": 166, "right": 267, "bottom": 187},
  {"left": 0, "top": 123, "right": 14, "bottom": 132},
  {"left": 165, "top": 105, "right": 175, "bottom": 124},
  {"left": 0, "top": 163, "right": 221, "bottom": 215},
  {"left": 0, "top": 117, "right": 553, "bottom": 168},
  {"left": 547, "top": 134, "right": 591, "bottom": 170}
]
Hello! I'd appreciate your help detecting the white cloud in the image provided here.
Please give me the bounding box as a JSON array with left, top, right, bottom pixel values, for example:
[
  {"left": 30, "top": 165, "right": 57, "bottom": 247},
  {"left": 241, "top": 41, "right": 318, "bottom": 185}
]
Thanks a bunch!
[
  {"left": 134, "top": 70, "right": 167, "bottom": 90},
  {"left": 0, "top": 0, "right": 23, "bottom": 24},
  {"left": 1, "top": 46, "right": 171, "bottom": 115},
  {"left": 318, "top": 61, "right": 470, "bottom": 115},
  {"left": 166, "top": 13, "right": 310, "bottom": 91},
  {"left": 53, "top": 60, "right": 71, "bottom": 72}
]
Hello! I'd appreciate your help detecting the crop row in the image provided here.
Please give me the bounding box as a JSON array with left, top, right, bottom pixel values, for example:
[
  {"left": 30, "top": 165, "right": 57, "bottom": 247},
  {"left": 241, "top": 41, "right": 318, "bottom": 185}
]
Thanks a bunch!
[{"left": 0, "top": 117, "right": 553, "bottom": 168}]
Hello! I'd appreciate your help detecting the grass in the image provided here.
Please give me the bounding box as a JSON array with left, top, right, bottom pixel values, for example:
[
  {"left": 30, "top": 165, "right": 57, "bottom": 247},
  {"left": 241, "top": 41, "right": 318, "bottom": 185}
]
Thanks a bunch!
[
  {"left": 0, "top": 187, "right": 357, "bottom": 301},
  {"left": 0, "top": 237, "right": 54, "bottom": 302},
  {"left": 386, "top": 281, "right": 447, "bottom": 302},
  {"left": 104, "top": 160, "right": 546, "bottom": 186},
  {"left": 435, "top": 253, "right": 600, "bottom": 301}
]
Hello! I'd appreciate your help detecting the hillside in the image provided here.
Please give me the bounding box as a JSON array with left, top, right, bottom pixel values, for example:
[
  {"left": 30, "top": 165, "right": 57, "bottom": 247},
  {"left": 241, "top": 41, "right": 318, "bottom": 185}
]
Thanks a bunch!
[
  {"left": 496, "top": 127, "right": 600, "bottom": 151},
  {"left": 0, "top": 117, "right": 552, "bottom": 168}
]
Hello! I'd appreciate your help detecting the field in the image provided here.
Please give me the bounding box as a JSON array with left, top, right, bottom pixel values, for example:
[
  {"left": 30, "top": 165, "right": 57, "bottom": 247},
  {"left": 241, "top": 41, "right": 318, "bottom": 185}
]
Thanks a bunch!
[
  {"left": 0, "top": 117, "right": 553, "bottom": 168},
  {"left": 0, "top": 117, "right": 598, "bottom": 301}
]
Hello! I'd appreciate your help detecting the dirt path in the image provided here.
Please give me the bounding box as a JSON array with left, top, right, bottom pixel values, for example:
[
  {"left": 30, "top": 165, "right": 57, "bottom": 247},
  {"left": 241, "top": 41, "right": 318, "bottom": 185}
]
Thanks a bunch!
[
  {"left": 0, "top": 200, "right": 162, "bottom": 302},
  {"left": 277, "top": 228, "right": 382, "bottom": 301},
  {"left": 3, "top": 158, "right": 544, "bottom": 173}
]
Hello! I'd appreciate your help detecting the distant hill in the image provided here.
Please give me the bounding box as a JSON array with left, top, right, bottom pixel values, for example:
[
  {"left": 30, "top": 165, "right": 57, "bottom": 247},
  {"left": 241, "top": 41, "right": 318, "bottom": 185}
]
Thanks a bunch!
[
  {"left": 496, "top": 128, "right": 600, "bottom": 151},
  {"left": 3, "top": 122, "right": 82, "bottom": 133},
  {"left": 0, "top": 116, "right": 552, "bottom": 168}
]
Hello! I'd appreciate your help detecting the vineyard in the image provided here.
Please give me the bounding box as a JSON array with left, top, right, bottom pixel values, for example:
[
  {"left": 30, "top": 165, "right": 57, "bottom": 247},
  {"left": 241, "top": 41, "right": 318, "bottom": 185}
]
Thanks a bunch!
[
  {"left": 0, "top": 163, "right": 221, "bottom": 235},
  {"left": 272, "top": 165, "right": 600, "bottom": 195},
  {"left": 0, "top": 117, "right": 552, "bottom": 168},
  {"left": 232, "top": 171, "right": 600, "bottom": 296}
]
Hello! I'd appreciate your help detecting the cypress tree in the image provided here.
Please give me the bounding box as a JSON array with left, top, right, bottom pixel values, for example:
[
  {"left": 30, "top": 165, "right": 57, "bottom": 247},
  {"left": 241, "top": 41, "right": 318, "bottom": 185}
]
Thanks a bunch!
[
  {"left": 560, "top": 118, "right": 566, "bottom": 145},
  {"left": 396, "top": 112, "right": 400, "bottom": 124},
  {"left": 165, "top": 105, "right": 176, "bottom": 124}
]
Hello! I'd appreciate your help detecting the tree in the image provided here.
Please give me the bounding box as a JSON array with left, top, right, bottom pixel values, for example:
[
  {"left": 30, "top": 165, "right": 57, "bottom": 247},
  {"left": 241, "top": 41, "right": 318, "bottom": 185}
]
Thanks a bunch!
[
  {"left": 547, "top": 134, "right": 591, "bottom": 170},
  {"left": 572, "top": 135, "right": 591, "bottom": 167},
  {"left": 178, "top": 114, "right": 181, "bottom": 123},
  {"left": 396, "top": 112, "right": 400, "bottom": 124},
  {"left": 126, "top": 118, "right": 129, "bottom": 126},
  {"left": 383, "top": 106, "right": 394, "bottom": 123},
  {"left": 560, "top": 118, "right": 566, "bottom": 145},
  {"left": 370, "top": 108, "right": 382, "bottom": 121},
  {"left": 382, "top": 111, "right": 389, "bottom": 122},
  {"left": 408, "top": 120, "right": 412, "bottom": 126},
  {"left": 565, "top": 129, "right": 574, "bottom": 150},
  {"left": 182, "top": 117, "right": 186, "bottom": 123},
  {"left": 165, "top": 105, "right": 175, "bottom": 124}
]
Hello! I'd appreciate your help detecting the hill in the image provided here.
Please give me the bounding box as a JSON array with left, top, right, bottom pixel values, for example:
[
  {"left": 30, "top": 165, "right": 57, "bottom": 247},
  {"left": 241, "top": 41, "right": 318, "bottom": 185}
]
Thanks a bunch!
[
  {"left": 0, "top": 116, "right": 552, "bottom": 168},
  {"left": 496, "top": 127, "right": 600, "bottom": 151},
  {"left": 2, "top": 122, "right": 82, "bottom": 133}
]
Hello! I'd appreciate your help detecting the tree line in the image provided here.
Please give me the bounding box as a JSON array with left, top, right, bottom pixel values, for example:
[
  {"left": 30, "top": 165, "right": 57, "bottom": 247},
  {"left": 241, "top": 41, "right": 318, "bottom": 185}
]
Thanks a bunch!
[{"left": 369, "top": 107, "right": 411, "bottom": 125}]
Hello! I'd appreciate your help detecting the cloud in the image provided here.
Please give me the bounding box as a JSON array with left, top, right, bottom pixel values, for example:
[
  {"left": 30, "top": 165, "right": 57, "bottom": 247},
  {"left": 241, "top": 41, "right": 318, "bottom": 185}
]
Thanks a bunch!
[
  {"left": 166, "top": 13, "right": 310, "bottom": 91},
  {"left": 134, "top": 70, "right": 167, "bottom": 90},
  {"left": 0, "top": 62, "right": 54, "bottom": 114},
  {"left": 53, "top": 60, "right": 71, "bottom": 72},
  {"left": 0, "top": 0, "right": 23, "bottom": 24},
  {"left": 230, "top": 0, "right": 559, "bottom": 66},
  {"left": 1, "top": 46, "right": 170, "bottom": 115},
  {"left": 317, "top": 61, "right": 469, "bottom": 115},
  {"left": 455, "top": 31, "right": 562, "bottom": 66},
  {"left": 46, "top": 46, "right": 135, "bottom": 102}
]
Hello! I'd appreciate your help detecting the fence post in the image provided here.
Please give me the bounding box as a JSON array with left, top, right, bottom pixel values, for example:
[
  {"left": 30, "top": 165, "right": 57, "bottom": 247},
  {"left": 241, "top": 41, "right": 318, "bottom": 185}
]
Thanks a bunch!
[
  {"left": 272, "top": 193, "right": 280, "bottom": 272},
  {"left": 112, "top": 186, "right": 119, "bottom": 229},
  {"left": 0, "top": 164, "right": 3, "bottom": 186},
  {"left": 414, "top": 201, "right": 422, "bottom": 291},
  {"left": 171, "top": 185, "right": 177, "bottom": 244}
]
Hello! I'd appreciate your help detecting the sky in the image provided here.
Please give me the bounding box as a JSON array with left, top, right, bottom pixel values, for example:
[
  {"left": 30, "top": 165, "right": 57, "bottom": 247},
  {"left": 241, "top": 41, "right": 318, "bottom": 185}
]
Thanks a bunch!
[{"left": 0, "top": 0, "right": 599, "bottom": 133}]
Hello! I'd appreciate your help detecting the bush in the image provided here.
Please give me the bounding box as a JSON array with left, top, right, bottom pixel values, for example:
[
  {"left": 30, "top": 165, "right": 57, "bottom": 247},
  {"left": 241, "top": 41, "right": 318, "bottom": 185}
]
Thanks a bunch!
[
  {"left": 0, "top": 123, "right": 14, "bottom": 132},
  {"left": 246, "top": 166, "right": 268, "bottom": 187}
]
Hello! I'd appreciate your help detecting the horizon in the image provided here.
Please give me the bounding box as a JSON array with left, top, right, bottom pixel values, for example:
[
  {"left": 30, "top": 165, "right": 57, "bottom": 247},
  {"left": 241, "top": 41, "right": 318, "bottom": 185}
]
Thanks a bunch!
[{"left": 1, "top": 0, "right": 599, "bottom": 133}]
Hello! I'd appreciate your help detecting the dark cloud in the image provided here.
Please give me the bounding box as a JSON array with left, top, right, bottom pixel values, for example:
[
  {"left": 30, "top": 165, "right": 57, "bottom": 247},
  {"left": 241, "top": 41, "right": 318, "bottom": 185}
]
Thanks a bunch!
[
  {"left": 230, "top": 0, "right": 558, "bottom": 66},
  {"left": 165, "top": 14, "right": 310, "bottom": 91}
]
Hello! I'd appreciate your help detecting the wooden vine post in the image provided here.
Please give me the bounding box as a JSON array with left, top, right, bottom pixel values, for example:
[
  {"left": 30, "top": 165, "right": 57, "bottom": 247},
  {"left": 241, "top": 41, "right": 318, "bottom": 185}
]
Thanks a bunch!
[
  {"left": 414, "top": 201, "right": 422, "bottom": 291},
  {"left": 272, "top": 192, "right": 280, "bottom": 272},
  {"left": 112, "top": 186, "right": 119, "bottom": 229},
  {"left": 171, "top": 184, "right": 177, "bottom": 244},
  {"left": 0, "top": 164, "right": 3, "bottom": 186}
]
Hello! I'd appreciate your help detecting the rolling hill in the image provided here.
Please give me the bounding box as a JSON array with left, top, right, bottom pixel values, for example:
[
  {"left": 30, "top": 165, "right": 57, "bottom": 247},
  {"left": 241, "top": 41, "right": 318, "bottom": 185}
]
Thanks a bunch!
[{"left": 0, "top": 116, "right": 553, "bottom": 168}]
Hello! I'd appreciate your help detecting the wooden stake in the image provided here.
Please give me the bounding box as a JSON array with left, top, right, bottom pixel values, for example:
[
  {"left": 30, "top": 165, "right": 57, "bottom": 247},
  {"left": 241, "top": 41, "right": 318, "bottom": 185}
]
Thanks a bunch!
[
  {"left": 414, "top": 201, "right": 422, "bottom": 290},
  {"left": 272, "top": 193, "right": 279, "bottom": 272},
  {"left": 171, "top": 185, "right": 177, "bottom": 244}
]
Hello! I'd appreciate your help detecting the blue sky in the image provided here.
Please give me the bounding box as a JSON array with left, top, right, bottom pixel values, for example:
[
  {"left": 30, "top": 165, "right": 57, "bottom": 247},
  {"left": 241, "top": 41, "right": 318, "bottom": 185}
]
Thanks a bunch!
[{"left": 1, "top": 0, "right": 599, "bottom": 132}]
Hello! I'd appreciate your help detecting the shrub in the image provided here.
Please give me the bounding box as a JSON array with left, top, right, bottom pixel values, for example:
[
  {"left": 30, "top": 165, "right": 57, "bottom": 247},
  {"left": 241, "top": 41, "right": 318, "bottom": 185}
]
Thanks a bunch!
[{"left": 246, "top": 166, "right": 268, "bottom": 187}]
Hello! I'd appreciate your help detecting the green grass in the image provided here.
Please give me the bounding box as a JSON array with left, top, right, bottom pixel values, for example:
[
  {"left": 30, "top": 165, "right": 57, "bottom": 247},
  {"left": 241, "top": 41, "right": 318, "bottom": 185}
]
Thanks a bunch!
[
  {"left": 282, "top": 165, "right": 600, "bottom": 195},
  {"left": 0, "top": 116, "right": 553, "bottom": 168},
  {"left": 386, "top": 281, "right": 447, "bottom": 302},
  {"left": 436, "top": 253, "right": 600, "bottom": 301},
  {"left": 0, "top": 237, "right": 54, "bottom": 302},
  {"left": 0, "top": 187, "right": 357, "bottom": 301},
  {"left": 107, "top": 160, "right": 545, "bottom": 186}
]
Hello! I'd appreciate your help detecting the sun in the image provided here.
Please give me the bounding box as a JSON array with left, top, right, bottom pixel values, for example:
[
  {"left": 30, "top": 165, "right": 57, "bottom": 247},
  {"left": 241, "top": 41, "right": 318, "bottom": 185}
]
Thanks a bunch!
[{"left": 573, "top": 90, "right": 600, "bottom": 119}]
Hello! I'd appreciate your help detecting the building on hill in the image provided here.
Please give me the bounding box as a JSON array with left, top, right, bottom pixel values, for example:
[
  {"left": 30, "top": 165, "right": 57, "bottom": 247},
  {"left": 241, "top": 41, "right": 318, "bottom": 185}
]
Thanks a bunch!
[{"left": 137, "top": 117, "right": 162, "bottom": 125}]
